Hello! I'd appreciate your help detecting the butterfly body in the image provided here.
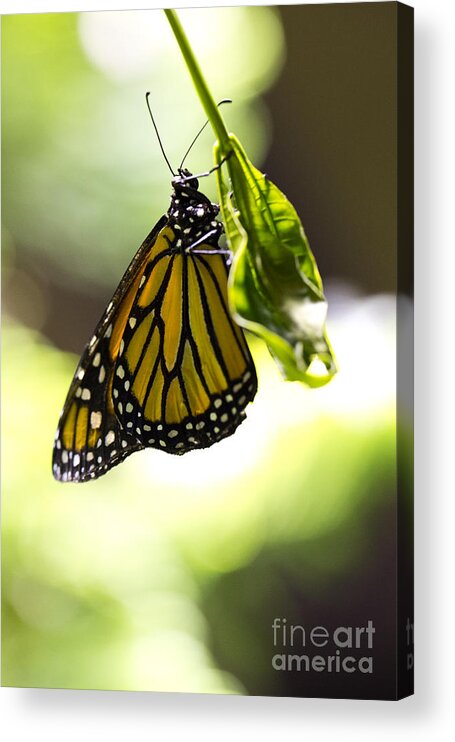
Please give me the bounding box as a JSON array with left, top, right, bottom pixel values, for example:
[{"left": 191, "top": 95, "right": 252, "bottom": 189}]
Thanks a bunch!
[{"left": 53, "top": 171, "right": 257, "bottom": 482}]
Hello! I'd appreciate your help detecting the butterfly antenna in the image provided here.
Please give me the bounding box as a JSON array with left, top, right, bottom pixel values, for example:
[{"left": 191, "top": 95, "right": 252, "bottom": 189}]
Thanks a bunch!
[
  {"left": 145, "top": 92, "right": 176, "bottom": 177},
  {"left": 179, "top": 99, "right": 232, "bottom": 171}
]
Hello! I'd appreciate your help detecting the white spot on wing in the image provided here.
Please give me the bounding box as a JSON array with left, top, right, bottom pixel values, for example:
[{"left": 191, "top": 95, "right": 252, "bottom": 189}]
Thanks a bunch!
[
  {"left": 105, "top": 430, "right": 115, "bottom": 446},
  {"left": 90, "top": 411, "right": 102, "bottom": 429}
]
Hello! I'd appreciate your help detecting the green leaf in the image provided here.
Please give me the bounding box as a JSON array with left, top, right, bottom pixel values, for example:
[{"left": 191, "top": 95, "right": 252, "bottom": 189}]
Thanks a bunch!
[{"left": 215, "top": 135, "right": 336, "bottom": 387}]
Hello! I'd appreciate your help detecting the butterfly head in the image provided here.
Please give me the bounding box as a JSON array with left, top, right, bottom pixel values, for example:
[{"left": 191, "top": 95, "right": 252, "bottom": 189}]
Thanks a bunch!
[{"left": 172, "top": 167, "right": 199, "bottom": 191}]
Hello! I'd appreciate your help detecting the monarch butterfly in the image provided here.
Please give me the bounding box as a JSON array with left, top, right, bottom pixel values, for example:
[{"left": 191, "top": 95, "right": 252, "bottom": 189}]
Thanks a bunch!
[{"left": 52, "top": 99, "right": 257, "bottom": 483}]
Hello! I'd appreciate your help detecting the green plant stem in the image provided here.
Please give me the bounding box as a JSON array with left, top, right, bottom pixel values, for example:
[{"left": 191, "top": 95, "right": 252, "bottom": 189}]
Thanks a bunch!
[{"left": 164, "top": 9, "right": 230, "bottom": 152}]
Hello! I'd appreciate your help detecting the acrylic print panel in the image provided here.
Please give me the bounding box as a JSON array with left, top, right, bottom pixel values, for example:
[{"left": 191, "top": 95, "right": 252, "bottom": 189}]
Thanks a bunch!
[{"left": 1, "top": 2, "right": 413, "bottom": 699}]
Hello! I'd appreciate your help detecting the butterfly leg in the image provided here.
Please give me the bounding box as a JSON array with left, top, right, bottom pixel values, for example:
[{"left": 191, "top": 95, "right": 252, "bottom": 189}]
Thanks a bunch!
[
  {"left": 186, "top": 229, "right": 233, "bottom": 265},
  {"left": 177, "top": 152, "right": 233, "bottom": 184},
  {"left": 189, "top": 247, "right": 233, "bottom": 266}
]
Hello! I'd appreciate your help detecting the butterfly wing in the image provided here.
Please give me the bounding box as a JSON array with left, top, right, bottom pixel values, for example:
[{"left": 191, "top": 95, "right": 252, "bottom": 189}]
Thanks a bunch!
[
  {"left": 111, "top": 240, "right": 257, "bottom": 453},
  {"left": 52, "top": 217, "right": 170, "bottom": 482}
]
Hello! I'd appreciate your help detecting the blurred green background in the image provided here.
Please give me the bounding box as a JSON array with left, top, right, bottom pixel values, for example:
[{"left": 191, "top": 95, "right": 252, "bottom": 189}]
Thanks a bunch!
[{"left": 2, "top": 5, "right": 405, "bottom": 696}]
